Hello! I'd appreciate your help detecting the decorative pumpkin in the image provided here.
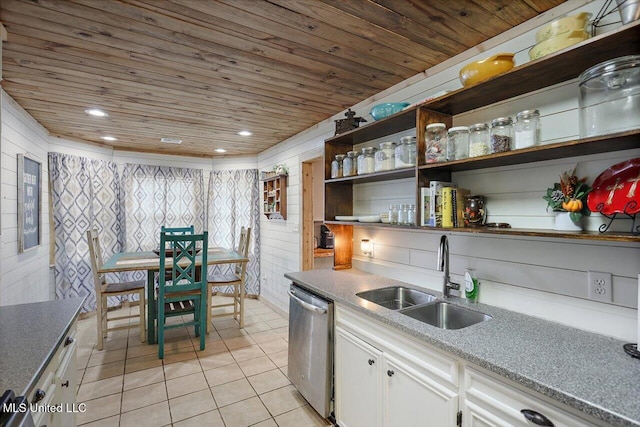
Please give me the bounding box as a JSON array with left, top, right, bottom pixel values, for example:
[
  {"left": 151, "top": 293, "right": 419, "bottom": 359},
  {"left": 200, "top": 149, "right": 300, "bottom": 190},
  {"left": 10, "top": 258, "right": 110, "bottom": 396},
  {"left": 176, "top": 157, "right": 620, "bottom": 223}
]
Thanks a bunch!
[{"left": 562, "top": 198, "right": 583, "bottom": 212}]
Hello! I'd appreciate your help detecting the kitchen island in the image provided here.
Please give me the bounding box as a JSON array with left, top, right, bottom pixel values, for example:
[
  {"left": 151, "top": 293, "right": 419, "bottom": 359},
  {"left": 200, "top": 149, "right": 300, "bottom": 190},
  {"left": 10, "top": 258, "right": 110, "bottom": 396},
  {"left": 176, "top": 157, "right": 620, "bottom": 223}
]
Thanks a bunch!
[{"left": 285, "top": 269, "right": 640, "bottom": 427}]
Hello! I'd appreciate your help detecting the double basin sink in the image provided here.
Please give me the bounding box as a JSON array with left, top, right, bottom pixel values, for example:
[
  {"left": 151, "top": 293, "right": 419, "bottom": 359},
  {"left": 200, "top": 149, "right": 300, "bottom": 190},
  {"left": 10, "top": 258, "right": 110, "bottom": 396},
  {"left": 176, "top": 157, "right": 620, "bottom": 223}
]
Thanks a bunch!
[{"left": 356, "top": 286, "right": 491, "bottom": 330}]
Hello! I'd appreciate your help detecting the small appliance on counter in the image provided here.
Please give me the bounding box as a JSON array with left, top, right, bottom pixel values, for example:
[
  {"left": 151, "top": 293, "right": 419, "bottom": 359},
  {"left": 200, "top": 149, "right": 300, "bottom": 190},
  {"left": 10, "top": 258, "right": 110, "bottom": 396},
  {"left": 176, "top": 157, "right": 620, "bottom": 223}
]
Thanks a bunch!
[{"left": 320, "top": 225, "right": 334, "bottom": 249}]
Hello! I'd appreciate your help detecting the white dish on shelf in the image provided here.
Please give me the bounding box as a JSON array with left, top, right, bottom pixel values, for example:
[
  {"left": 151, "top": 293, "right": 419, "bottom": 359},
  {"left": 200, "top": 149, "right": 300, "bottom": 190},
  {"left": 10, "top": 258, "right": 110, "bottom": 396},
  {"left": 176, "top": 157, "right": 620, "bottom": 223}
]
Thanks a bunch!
[
  {"left": 358, "top": 215, "right": 381, "bottom": 223},
  {"left": 335, "top": 216, "right": 358, "bottom": 221}
]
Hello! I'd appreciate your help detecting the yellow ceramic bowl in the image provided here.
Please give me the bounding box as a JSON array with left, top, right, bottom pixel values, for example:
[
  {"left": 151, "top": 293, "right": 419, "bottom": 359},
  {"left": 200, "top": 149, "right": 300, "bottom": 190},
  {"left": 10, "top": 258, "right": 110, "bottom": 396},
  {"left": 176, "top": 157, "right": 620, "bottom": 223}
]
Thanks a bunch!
[
  {"left": 535, "top": 12, "right": 592, "bottom": 43},
  {"left": 459, "top": 53, "right": 515, "bottom": 87},
  {"left": 529, "top": 30, "right": 590, "bottom": 60}
]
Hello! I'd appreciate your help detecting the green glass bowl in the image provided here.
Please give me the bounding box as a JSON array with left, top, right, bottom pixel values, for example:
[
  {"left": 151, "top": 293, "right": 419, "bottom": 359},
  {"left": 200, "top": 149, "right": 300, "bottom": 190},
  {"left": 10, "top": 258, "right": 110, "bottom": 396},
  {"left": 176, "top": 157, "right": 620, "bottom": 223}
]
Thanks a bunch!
[{"left": 370, "top": 102, "right": 410, "bottom": 121}]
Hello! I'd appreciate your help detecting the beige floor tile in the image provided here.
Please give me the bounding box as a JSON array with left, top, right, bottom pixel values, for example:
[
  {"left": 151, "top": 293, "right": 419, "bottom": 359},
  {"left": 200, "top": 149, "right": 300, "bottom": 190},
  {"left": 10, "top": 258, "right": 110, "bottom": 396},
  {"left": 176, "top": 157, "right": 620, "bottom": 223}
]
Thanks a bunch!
[
  {"left": 173, "top": 409, "right": 225, "bottom": 427},
  {"left": 102, "top": 336, "right": 129, "bottom": 351},
  {"left": 203, "top": 363, "right": 245, "bottom": 387},
  {"left": 212, "top": 318, "right": 241, "bottom": 330},
  {"left": 126, "top": 342, "right": 157, "bottom": 359},
  {"left": 274, "top": 404, "right": 332, "bottom": 427},
  {"left": 87, "top": 348, "right": 127, "bottom": 367},
  {"left": 169, "top": 389, "right": 216, "bottom": 422},
  {"left": 238, "top": 356, "right": 277, "bottom": 377},
  {"left": 258, "top": 311, "right": 284, "bottom": 321},
  {"left": 249, "top": 330, "right": 281, "bottom": 344},
  {"left": 218, "top": 396, "right": 271, "bottom": 427},
  {"left": 251, "top": 306, "right": 275, "bottom": 315},
  {"left": 119, "top": 401, "right": 171, "bottom": 427},
  {"left": 273, "top": 326, "right": 289, "bottom": 341},
  {"left": 223, "top": 335, "right": 255, "bottom": 350},
  {"left": 78, "top": 375, "right": 123, "bottom": 402},
  {"left": 218, "top": 327, "right": 250, "bottom": 340},
  {"left": 252, "top": 419, "right": 278, "bottom": 427},
  {"left": 164, "top": 358, "right": 203, "bottom": 380},
  {"left": 259, "top": 384, "right": 306, "bottom": 416},
  {"left": 125, "top": 353, "right": 163, "bottom": 374},
  {"left": 121, "top": 382, "right": 168, "bottom": 413},
  {"left": 77, "top": 368, "right": 85, "bottom": 384},
  {"left": 248, "top": 369, "right": 291, "bottom": 395},
  {"left": 82, "top": 360, "right": 125, "bottom": 383},
  {"left": 210, "top": 378, "right": 257, "bottom": 408},
  {"left": 244, "top": 322, "right": 272, "bottom": 334},
  {"left": 230, "top": 344, "right": 265, "bottom": 362},
  {"left": 196, "top": 339, "right": 228, "bottom": 356},
  {"left": 258, "top": 338, "right": 288, "bottom": 355},
  {"left": 265, "top": 317, "right": 288, "bottom": 329},
  {"left": 77, "top": 353, "right": 91, "bottom": 370},
  {"left": 123, "top": 365, "right": 165, "bottom": 391},
  {"left": 162, "top": 346, "right": 198, "bottom": 364},
  {"left": 166, "top": 371, "right": 209, "bottom": 399},
  {"left": 78, "top": 414, "right": 120, "bottom": 427},
  {"left": 198, "top": 351, "right": 235, "bottom": 371},
  {"left": 76, "top": 393, "right": 121, "bottom": 425},
  {"left": 267, "top": 349, "right": 288, "bottom": 368}
]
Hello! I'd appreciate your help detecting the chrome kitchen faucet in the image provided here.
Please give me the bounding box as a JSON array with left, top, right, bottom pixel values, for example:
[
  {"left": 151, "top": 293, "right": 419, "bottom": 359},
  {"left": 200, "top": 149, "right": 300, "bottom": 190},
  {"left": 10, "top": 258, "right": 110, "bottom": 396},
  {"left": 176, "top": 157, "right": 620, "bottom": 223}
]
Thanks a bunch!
[{"left": 437, "top": 235, "right": 460, "bottom": 298}]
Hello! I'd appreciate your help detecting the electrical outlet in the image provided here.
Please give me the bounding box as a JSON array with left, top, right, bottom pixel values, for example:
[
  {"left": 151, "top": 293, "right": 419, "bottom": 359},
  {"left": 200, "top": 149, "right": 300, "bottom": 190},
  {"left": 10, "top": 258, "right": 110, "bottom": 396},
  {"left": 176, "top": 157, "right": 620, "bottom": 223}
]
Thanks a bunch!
[{"left": 587, "top": 271, "right": 612, "bottom": 302}]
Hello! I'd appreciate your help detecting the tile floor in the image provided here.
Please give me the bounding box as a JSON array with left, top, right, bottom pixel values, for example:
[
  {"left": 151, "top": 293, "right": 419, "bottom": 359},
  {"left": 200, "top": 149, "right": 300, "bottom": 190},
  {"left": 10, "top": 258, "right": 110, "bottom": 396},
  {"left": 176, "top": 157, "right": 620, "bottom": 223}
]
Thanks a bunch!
[{"left": 75, "top": 296, "right": 333, "bottom": 427}]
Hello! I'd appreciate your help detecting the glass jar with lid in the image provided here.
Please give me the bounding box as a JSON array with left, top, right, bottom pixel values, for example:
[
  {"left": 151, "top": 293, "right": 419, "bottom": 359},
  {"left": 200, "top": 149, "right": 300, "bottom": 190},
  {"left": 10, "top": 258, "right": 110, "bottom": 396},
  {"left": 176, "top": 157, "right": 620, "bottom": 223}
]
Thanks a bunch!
[
  {"left": 342, "top": 151, "right": 357, "bottom": 177},
  {"left": 375, "top": 142, "right": 396, "bottom": 172},
  {"left": 407, "top": 204, "right": 416, "bottom": 226},
  {"left": 425, "top": 123, "right": 447, "bottom": 163},
  {"left": 397, "top": 204, "right": 407, "bottom": 225},
  {"left": 490, "top": 117, "right": 513, "bottom": 153},
  {"left": 357, "top": 147, "right": 376, "bottom": 175},
  {"left": 388, "top": 204, "right": 399, "bottom": 225},
  {"left": 447, "top": 126, "right": 470, "bottom": 160},
  {"left": 331, "top": 154, "right": 345, "bottom": 178},
  {"left": 468, "top": 123, "right": 490, "bottom": 157},
  {"left": 514, "top": 109, "right": 541, "bottom": 149},
  {"left": 395, "top": 136, "right": 417, "bottom": 168}
]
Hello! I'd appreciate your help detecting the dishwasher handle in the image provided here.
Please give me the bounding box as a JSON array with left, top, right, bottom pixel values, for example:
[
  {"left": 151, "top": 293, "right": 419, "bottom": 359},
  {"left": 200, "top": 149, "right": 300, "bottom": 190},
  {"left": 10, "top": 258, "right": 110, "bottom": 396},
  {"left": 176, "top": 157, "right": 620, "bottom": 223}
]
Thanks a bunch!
[{"left": 288, "top": 290, "right": 327, "bottom": 314}]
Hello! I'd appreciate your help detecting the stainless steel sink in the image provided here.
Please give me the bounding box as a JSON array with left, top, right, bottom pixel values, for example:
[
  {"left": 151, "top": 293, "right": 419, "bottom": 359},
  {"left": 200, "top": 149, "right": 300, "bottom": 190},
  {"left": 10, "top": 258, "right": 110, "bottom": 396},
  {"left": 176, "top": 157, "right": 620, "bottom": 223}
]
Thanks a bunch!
[
  {"left": 356, "top": 286, "right": 437, "bottom": 310},
  {"left": 399, "top": 301, "right": 492, "bottom": 329}
]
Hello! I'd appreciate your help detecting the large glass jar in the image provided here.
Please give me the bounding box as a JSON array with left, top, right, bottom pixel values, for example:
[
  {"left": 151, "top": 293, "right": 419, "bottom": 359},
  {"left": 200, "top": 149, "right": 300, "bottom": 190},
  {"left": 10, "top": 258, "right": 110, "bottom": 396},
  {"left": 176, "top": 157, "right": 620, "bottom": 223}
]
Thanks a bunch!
[
  {"left": 447, "top": 126, "right": 469, "bottom": 160},
  {"left": 469, "top": 123, "right": 490, "bottom": 157},
  {"left": 579, "top": 55, "right": 640, "bottom": 137},
  {"left": 490, "top": 117, "right": 513, "bottom": 153},
  {"left": 514, "top": 109, "right": 541, "bottom": 149},
  {"left": 331, "top": 154, "right": 345, "bottom": 178},
  {"left": 357, "top": 147, "right": 376, "bottom": 175},
  {"left": 375, "top": 142, "right": 396, "bottom": 172},
  {"left": 395, "top": 136, "right": 417, "bottom": 168},
  {"left": 343, "top": 151, "right": 357, "bottom": 176},
  {"left": 425, "top": 123, "right": 447, "bottom": 163}
]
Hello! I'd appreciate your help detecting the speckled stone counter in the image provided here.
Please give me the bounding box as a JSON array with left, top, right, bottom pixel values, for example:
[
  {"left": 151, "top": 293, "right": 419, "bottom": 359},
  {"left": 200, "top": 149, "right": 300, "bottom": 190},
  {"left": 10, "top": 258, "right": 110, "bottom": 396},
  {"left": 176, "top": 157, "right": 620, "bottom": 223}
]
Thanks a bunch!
[
  {"left": 0, "top": 297, "right": 84, "bottom": 397},
  {"left": 285, "top": 269, "right": 640, "bottom": 427}
]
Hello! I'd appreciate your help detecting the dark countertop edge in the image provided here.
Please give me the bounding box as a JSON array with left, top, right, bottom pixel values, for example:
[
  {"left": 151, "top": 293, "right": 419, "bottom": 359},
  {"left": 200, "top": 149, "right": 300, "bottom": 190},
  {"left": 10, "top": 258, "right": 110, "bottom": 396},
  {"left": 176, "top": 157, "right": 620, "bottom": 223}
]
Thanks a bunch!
[
  {"left": 20, "top": 297, "right": 85, "bottom": 398},
  {"left": 284, "top": 271, "right": 638, "bottom": 427}
]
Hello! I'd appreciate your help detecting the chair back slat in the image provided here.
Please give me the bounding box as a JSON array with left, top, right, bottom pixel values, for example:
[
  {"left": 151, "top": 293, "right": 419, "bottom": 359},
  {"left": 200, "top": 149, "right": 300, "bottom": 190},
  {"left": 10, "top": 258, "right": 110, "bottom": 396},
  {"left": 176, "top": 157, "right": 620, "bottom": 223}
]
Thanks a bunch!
[
  {"left": 158, "top": 231, "right": 208, "bottom": 297},
  {"left": 234, "top": 227, "right": 251, "bottom": 275},
  {"left": 87, "top": 229, "right": 105, "bottom": 295}
]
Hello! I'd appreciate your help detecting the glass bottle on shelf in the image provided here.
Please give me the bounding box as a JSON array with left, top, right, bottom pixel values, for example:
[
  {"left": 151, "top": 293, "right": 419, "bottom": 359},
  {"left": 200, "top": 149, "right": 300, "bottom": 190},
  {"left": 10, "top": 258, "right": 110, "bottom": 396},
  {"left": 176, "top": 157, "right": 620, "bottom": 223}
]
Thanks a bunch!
[
  {"left": 425, "top": 123, "right": 447, "bottom": 163},
  {"left": 514, "top": 109, "right": 541, "bottom": 149},
  {"left": 490, "top": 117, "right": 514, "bottom": 153},
  {"left": 388, "top": 204, "right": 399, "bottom": 225},
  {"left": 357, "top": 147, "right": 376, "bottom": 175},
  {"left": 343, "top": 151, "right": 357, "bottom": 176},
  {"left": 395, "top": 136, "right": 417, "bottom": 168},
  {"left": 447, "top": 126, "right": 470, "bottom": 160},
  {"left": 397, "top": 204, "right": 407, "bottom": 225},
  {"left": 375, "top": 142, "right": 396, "bottom": 172},
  {"left": 469, "top": 123, "right": 490, "bottom": 157},
  {"left": 331, "top": 154, "right": 345, "bottom": 178},
  {"left": 407, "top": 204, "right": 416, "bottom": 225}
]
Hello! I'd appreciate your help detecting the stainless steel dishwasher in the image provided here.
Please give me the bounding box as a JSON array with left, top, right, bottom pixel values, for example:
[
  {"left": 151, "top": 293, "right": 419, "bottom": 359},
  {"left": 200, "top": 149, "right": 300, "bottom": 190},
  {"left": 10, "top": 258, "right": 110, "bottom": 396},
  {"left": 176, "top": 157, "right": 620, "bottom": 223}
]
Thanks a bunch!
[{"left": 288, "top": 283, "right": 334, "bottom": 419}]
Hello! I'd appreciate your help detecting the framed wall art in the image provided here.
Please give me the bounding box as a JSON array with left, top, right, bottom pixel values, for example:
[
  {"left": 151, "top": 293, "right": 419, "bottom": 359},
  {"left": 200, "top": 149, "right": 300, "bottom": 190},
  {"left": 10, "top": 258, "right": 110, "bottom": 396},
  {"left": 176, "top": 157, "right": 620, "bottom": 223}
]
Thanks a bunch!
[{"left": 17, "top": 153, "right": 42, "bottom": 252}]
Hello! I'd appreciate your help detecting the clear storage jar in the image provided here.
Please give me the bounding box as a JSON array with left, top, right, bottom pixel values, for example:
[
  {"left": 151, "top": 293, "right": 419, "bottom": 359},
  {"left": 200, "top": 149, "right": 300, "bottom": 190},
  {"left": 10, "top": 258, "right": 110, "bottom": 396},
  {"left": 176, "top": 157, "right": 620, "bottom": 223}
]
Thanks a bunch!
[
  {"left": 357, "top": 147, "right": 376, "bottom": 175},
  {"left": 514, "top": 109, "right": 541, "bottom": 149},
  {"left": 343, "top": 151, "right": 357, "bottom": 176},
  {"left": 579, "top": 55, "right": 640, "bottom": 137},
  {"left": 395, "top": 136, "right": 417, "bottom": 168},
  {"left": 425, "top": 123, "right": 447, "bottom": 163},
  {"left": 447, "top": 126, "right": 469, "bottom": 160},
  {"left": 388, "top": 204, "right": 399, "bottom": 225},
  {"left": 490, "top": 117, "right": 513, "bottom": 153},
  {"left": 468, "top": 123, "right": 490, "bottom": 157},
  {"left": 375, "top": 142, "right": 396, "bottom": 172},
  {"left": 331, "top": 154, "right": 345, "bottom": 178}
]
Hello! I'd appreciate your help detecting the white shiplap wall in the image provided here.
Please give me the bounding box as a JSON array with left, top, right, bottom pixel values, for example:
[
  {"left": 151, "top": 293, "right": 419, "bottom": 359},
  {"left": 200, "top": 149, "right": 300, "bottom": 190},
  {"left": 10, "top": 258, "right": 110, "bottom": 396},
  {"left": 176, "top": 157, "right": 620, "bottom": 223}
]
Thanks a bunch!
[{"left": 257, "top": 1, "right": 640, "bottom": 342}]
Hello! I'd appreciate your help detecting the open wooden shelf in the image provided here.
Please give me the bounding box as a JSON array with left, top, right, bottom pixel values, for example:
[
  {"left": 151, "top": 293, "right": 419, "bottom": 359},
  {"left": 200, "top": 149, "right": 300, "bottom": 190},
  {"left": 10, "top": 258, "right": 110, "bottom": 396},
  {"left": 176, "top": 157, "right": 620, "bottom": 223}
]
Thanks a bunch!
[{"left": 262, "top": 174, "right": 287, "bottom": 220}]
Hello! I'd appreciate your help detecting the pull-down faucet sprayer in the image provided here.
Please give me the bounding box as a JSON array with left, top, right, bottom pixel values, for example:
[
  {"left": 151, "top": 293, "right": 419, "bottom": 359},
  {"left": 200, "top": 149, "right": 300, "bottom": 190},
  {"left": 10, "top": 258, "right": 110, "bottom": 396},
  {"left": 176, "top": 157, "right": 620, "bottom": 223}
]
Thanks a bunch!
[{"left": 437, "top": 235, "right": 460, "bottom": 298}]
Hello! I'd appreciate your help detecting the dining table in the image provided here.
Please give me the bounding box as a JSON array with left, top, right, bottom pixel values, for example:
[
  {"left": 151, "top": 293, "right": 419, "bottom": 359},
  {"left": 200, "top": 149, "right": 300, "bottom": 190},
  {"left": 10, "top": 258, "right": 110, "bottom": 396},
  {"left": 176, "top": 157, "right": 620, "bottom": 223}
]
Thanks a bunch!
[{"left": 99, "top": 247, "right": 249, "bottom": 344}]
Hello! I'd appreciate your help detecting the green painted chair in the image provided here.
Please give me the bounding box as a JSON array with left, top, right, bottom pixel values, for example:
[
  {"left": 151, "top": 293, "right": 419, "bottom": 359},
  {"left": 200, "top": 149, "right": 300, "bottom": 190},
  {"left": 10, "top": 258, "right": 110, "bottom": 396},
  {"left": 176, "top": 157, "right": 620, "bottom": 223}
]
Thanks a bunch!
[
  {"left": 161, "top": 225, "right": 194, "bottom": 235},
  {"left": 157, "top": 230, "right": 208, "bottom": 359}
]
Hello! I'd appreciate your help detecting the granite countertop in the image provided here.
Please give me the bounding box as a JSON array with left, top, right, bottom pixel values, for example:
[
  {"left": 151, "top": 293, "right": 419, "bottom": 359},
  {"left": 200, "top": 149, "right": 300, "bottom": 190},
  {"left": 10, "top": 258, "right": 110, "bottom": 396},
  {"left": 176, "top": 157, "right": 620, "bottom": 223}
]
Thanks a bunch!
[
  {"left": 285, "top": 269, "right": 640, "bottom": 427},
  {"left": 0, "top": 297, "right": 85, "bottom": 397}
]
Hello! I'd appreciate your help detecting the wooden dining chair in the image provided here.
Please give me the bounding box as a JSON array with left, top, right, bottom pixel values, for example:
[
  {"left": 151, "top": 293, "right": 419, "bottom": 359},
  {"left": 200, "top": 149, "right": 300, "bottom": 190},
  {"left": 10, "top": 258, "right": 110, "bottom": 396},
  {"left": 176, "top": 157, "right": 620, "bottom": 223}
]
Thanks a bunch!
[
  {"left": 87, "top": 229, "right": 146, "bottom": 351},
  {"left": 207, "top": 227, "right": 251, "bottom": 329},
  {"left": 157, "top": 230, "right": 208, "bottom": 359}
]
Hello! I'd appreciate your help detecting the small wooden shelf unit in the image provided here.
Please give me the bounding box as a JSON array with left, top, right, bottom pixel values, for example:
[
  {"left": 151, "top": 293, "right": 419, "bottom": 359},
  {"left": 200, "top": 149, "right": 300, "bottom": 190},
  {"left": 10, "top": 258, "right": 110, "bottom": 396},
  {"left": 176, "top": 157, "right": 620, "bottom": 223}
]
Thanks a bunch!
[{"left": 262, "top": 174, "right": 288, "bottom": 220}]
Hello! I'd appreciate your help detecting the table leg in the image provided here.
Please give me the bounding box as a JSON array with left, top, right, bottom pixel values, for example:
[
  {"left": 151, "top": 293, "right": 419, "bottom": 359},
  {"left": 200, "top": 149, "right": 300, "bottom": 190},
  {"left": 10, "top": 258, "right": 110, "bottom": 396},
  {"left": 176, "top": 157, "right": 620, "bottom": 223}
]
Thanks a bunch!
[{"left": 147, "top": 269, "right": 156, "bottom": 344}]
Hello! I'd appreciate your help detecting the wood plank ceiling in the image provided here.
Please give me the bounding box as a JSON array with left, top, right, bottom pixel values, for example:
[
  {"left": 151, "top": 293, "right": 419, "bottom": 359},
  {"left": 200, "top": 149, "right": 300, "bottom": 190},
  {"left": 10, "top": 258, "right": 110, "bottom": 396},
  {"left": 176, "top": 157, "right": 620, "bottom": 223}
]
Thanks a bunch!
[{"left": 0, "top": 0, "right": 564, "bottom": 158}]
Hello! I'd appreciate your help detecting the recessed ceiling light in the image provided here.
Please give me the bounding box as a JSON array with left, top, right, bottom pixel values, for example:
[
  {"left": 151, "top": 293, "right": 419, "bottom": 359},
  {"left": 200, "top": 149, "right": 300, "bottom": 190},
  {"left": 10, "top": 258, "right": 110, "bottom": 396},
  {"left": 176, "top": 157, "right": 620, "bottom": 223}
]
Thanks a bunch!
[
  {"left": 214, "top": 148, "right": 227, "bottom": 153},
  {"left": 237, "top": 130, "right": 252, "bottom": 136},
  {"left": 100, "top": 136, "right": 118, "bottom": 141},
  {"left": 85, "top": 108, "right": 108, "bottom": 117},
  {"left": 160, "top": 137, "right": 182, "bottom": 144}
]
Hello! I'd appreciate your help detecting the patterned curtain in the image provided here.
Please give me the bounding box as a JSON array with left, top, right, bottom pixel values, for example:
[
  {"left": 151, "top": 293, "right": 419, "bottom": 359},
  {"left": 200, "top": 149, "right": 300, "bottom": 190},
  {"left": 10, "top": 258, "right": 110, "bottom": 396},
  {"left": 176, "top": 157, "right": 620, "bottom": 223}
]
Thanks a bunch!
[
  {"left": 207, "top": 169, "right": 260, "bottom": 296},
  {"left": 121, "top": 164, "right": 205, "bottom": 281},
  {"left": 49, "top": 152, "right": 124, "bottom": 312}
]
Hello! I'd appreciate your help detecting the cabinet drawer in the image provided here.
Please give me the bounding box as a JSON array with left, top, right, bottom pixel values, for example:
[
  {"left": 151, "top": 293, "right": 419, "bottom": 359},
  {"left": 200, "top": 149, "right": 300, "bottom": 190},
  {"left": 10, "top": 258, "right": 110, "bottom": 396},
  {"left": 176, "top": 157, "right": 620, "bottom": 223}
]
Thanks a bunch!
[{"left": 463, "top": 367, "right": 597, "bottom": 427}]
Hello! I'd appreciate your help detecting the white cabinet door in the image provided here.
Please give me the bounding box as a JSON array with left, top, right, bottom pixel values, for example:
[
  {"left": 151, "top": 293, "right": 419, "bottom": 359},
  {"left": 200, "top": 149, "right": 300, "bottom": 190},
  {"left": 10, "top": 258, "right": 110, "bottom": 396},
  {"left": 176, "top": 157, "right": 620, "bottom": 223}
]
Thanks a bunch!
[
  {"left": 54, "top": 332, "right": 78, "bottom": 427},
  {"left": 335, "top": 326, "right": 383, "bottom": 427},
  {"left": 384, "top": 353, "right": 459, "bottom": 427}
]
